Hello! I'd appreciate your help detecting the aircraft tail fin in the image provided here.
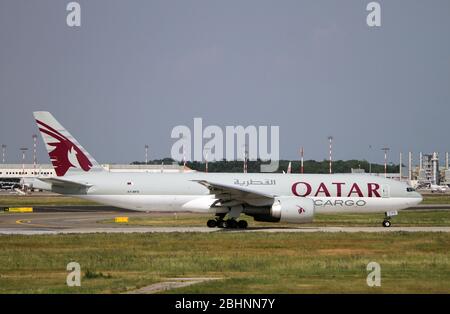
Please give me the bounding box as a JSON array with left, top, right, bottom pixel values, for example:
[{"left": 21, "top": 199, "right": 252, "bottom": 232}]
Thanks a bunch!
[{"left": 33, "top": 111, "right": 104, "bottom": 177}]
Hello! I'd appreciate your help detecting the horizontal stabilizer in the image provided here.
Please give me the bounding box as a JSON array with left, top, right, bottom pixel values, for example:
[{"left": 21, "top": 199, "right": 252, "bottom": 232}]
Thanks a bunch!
[{"left": 38, "top": 177, "right": 93, "bottom": 189}]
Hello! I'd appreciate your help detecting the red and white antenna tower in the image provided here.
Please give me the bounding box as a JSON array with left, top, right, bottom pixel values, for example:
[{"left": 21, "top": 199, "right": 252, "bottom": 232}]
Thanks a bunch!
[
  {"left": 20, "top": 147, "right": 28, "bottom": 175},
  {"left": 32, "top": 134, "right": 37, "bottom": 174},
  {"left": 1, "top": 144, "right": 6, "bottom": 164},
  {"left": 205, "top": 149, "right": 209, "bottom": 173},
  {"left": 381, "top": 147, "right": 390, "bottom": 178},
  {"left": 243, "top": 148, "right": 248, "bottom": 173},
  {"left": 300, "top": 147, "right": 304, "bottom": 174},
  {"left": 145, "top": 145, "right": 149, "bottom": 164},
  {"left": 328, "top": 136, "right": 333, "bottom": 174}
]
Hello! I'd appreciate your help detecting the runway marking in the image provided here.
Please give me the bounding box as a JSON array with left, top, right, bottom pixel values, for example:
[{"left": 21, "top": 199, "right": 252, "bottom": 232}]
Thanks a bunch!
[{"left": 15, "top": 219, "right": 63, "bottom": 229}]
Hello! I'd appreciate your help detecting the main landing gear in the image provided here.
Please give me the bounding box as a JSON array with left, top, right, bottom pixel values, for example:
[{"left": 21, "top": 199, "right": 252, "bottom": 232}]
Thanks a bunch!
[{"left": 207, "top": 214, "right": 248, "bottom": 229}]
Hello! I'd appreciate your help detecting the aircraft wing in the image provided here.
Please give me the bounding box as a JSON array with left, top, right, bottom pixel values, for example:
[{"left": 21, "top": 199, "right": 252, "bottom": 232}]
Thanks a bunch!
[
  {"left": 38, "top": 177, "right": 93, "bottom": 189},
  {"left": 192, "top": 180, "right": 275, "bottom": 206}
]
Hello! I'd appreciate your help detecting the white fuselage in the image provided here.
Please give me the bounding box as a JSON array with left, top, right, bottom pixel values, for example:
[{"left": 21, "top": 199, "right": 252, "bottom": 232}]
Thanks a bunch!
[{"left": 37, "top": 172, "right": 423, "bottom": 214}]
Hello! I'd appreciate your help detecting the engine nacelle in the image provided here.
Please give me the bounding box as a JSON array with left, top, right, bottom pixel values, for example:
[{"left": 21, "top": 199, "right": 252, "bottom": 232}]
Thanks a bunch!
[{"left": 270, "top": 196, "right": 315, "bottom": 223}]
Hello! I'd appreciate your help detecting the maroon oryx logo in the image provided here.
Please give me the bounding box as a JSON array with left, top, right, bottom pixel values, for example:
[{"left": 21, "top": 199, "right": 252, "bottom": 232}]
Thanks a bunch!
[
  {"left": 36, "top": 119, "right": 92, "bottom": 176},
  {"left": 297, "top": 206, "right": 305, "bottom": 214}
]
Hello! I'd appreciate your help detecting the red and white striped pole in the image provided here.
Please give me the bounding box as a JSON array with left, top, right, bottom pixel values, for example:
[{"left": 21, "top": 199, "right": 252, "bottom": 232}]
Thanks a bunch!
[
  {"left": 20, "top": 147, "right": 28, "bottom": 175},
  {"left": 243, "top": 149, "right": 247, "bottom": 173},
  {"left": 382, "top": 147, "right": 390, "bottom": 178},
  {"left": 328, "top": 136, "right": 333, "bottom": 174},
  {"left": 300, "top": 147, "right": 304, "bottom": 174},
  {"left": 32, "top": 134, "right": 37, "bottom": 175},
  {"left": 145, "top": 145, "right": 149, "bottom": 164},
  {"left": 1, "top": 144, "right": 6, "bottom": 164}
]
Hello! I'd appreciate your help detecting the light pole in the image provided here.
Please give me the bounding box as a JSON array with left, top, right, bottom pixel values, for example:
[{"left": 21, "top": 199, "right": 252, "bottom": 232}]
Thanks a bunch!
[
  {"left": 408, "top": 151, "right": 412, "bottom": 182},
  {"left": 32, "top": 134, "right": 37, "bottom": 174},
  {"left": 1, "top": 144, "right": 6, "bottom": 164},
  {"left": 144, "top": 145, "right": 149, "bottom": 164},
  {"left": 300, "top": 147, "right": 304, "bottom": 174},
  {"left": 243, "top": 144, "right": 249, "bottom": 173},
  {"left": 181, "top": 135, "right": 187, "bottom": 172},
  {"left": 20, "top": 147, "right": 28, "bottom": 175},
  {"left": 328, "top": 136, "right": 333, "bottom": 174},
  {"left": 204, "top": 147, "right": 210, "bottom": 173},
  {"left": 381, "top": 147, "right": 390, "bottom": 178}
]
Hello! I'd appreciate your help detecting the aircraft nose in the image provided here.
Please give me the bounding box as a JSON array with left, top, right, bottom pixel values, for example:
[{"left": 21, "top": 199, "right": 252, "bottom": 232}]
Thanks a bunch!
[{"left": 415, "top": 192, "right": 423, "bottom": 204}]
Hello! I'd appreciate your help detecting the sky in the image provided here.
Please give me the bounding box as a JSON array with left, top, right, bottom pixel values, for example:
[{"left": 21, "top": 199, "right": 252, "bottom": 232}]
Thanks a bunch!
[{"left": 0, "top": 0, "right": 449, "bottom": 166}]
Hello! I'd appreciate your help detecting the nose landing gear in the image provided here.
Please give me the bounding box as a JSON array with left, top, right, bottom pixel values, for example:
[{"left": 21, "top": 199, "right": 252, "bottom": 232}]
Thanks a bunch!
[{"left": 382, "top": 210, "right": 398, "bottom": 227}]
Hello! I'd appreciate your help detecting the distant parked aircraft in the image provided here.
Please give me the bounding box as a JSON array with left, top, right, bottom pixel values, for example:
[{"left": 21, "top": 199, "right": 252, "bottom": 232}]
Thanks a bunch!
[{"left": 430, "top": 184, "right": 449, "bottom": 193}]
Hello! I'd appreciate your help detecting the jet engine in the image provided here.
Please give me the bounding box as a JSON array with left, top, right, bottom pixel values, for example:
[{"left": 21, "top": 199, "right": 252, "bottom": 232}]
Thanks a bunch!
[{"left": 244, "top": 196, "right": 315, "bottom": 223}]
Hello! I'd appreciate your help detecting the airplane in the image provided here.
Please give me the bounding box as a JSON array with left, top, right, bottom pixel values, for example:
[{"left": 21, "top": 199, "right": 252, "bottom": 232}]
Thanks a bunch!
[
  {"left": 24, "top": 111, "right": 423, "bottom": 228},
  {"left": 430, "top": 184, "right": 449, "bottom": 193},
  {"left": 0, "top": 181, "right": 21, "bottom": 190}
]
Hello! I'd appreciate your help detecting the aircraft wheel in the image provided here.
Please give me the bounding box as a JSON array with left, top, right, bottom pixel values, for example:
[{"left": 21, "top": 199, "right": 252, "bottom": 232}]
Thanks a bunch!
[
  {"left": 382, "top": 220, "right": 391, "bottom": 228},
  {"left": 227, "top": 219, "right": 238, "bottom": 229},
  {"left": 238, "top": 220, "right": 248, "bottom": 229},
  {"left": 218, "top": 220, "right": 228, "bottom": 228},
  {"left": 207, "top": 219, "right": 217, "bottom": 228}
]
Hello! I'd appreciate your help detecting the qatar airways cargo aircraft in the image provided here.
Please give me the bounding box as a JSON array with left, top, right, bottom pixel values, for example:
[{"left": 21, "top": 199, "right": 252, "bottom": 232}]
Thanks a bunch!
[{"left": 26, "top": 112, "right": 422, "bottom": 229}]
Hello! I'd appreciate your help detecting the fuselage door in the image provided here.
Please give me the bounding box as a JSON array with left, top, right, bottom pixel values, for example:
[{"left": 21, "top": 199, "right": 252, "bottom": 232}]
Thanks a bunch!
[{"left": 381, "top": 185, "right": 390, "bottom": 198}]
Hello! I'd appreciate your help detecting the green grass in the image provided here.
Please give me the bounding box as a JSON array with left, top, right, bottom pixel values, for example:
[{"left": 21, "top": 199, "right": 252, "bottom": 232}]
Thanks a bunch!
[
  {"left": 0, "top": 193, "right": 449, "bottom": 208},
  {"left": 0, "top": 232, "right": 449, "bottom": 293},
  {"left": 0, "top": 195, "right": 97, "bottom": 207},
  {"left": 100, "top": 210, "right": 450, "bottom": 227},
  {"left": 421, "top": 194, "right": 450, "bottom": 204}
]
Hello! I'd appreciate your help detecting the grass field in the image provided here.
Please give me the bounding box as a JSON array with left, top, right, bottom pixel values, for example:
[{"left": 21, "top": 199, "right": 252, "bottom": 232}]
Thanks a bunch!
[
  {"left": 0, "top": 194, "right": 449, "bottom": 294},
  {"left": 421, "top": 194, "right": 450, "bottom": 204},
  {"left": 0, "top": 193, "right": 449, "bottom": 207},
  {"left": 0, "top": 232, "right": 449, "bottom": 294},
  {"left": 100, "top": 210, "right": 450, "bottom": 227}
]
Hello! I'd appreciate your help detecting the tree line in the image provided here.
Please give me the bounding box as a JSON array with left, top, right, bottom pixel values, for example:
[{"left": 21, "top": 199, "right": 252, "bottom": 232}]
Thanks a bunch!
[{"left": 131, "top": 158, "right": 400, "bottom": 174}]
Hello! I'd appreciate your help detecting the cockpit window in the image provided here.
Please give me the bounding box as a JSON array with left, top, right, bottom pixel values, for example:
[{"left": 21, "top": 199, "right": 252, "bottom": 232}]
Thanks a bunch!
[{"left": 406, "top": 187, "right": 415, "bottom": 192}]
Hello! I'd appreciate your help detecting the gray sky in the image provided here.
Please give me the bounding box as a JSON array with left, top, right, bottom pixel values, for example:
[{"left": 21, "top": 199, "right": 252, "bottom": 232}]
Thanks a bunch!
[{"left": 1, "top": 0, "right": 449, "bottom": 165}]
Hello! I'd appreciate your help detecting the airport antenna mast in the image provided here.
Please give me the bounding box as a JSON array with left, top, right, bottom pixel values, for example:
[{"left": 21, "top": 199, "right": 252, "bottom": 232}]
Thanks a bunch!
[
  {"left": 300, "top": 147, "right": 304, "bottom": 174},
  {"left": 243, "top": 147, "right": 248, "bottom": 174},
  {"left": 32, "top": 134, "right": 37, "bottom": 174},
  {"left": 408, "top": 152, "right": 412, "bottom": 181},
  {"left": 20, "top": 147, "right": 28, "bottom": 175},
  {"left": 204, "top": 147, "right": 210, "bottom": 173},
  {"left": 381, "top": 147, "right": 390, "bottom": 178},
  {"left": 328, "top": 136, "right": 333, "bottom": 174},
  {"left": 145, "top": 145, "right": 149, "bottom": 164},
  {"left": 1, "top": 144, "right": 6, "bottom": 164}
]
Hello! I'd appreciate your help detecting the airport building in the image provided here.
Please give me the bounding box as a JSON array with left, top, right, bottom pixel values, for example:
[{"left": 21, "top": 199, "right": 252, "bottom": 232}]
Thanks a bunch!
[
  {"left": 409, "top": 152, "right": 450, "bottom": 187},
  {"left": 0, "top": 163, "right": 189, "bottom": 180},
  {"left": 348, "top": 151, "right": 450, "bottom": 188}
]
